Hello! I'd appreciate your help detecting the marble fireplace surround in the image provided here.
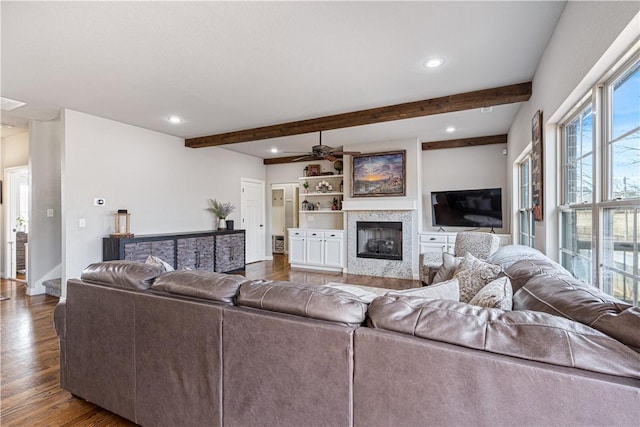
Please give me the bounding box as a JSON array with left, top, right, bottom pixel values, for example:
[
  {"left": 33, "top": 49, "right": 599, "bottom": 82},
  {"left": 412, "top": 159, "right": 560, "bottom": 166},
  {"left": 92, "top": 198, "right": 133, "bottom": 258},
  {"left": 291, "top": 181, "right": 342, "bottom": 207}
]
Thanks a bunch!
[{"left": 345, "top": 207, "right": 416, "bottom": 280}]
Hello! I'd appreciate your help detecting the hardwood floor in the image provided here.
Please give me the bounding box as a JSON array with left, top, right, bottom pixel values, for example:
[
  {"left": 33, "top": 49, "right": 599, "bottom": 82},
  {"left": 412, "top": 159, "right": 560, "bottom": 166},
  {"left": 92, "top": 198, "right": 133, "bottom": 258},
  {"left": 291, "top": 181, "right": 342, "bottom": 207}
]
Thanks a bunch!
[{"left": 0, "top": 256, "right": 420, "bottom": 426}]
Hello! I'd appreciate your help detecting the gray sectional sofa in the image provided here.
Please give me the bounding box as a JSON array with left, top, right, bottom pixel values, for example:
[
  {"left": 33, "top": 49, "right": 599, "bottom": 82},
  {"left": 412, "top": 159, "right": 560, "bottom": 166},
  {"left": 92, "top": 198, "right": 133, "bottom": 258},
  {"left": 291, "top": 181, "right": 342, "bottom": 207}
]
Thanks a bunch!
[{"left": 54, "top": 246, "right": 640, "bottom": 426}]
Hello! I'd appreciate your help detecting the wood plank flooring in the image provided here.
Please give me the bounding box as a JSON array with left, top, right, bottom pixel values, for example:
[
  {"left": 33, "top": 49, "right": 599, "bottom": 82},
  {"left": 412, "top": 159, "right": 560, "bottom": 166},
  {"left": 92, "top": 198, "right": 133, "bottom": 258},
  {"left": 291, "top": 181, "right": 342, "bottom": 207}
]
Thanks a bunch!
[{"left": 0, "top": 255, "right": 420, "bottom": 426}]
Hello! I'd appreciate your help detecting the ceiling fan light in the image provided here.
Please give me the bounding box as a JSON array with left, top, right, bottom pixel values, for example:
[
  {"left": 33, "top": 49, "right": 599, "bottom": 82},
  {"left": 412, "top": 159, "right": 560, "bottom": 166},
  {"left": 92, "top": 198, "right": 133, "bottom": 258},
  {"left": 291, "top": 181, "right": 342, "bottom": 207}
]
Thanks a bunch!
[{"left": 167, "top": 115, "right": 183, "bottom": 124}]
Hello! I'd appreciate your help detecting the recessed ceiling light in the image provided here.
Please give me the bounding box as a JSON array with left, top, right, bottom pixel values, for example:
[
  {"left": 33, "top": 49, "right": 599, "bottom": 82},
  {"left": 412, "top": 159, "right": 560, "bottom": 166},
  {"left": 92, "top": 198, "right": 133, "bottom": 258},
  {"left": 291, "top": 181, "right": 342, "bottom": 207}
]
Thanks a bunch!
[
  {"left": 445, "top": 126, "right": 456, "bottom": 133},
  {"left": 167, "top": 116, "right": 183, "bottom": 124},
  {"left": 270, "top": 148, "right": 279, "bottom": 153},
  {"left": 424, "top": 57, "right": 445, "bottom": 68}
]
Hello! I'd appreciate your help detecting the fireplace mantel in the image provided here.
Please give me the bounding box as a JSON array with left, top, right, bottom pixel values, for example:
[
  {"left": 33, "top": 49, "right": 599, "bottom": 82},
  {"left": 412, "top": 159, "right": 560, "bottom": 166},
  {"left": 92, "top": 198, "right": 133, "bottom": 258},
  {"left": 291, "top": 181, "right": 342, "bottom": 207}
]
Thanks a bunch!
[{"left": 341, "top": 200, "right": 417, "bottom": 211}]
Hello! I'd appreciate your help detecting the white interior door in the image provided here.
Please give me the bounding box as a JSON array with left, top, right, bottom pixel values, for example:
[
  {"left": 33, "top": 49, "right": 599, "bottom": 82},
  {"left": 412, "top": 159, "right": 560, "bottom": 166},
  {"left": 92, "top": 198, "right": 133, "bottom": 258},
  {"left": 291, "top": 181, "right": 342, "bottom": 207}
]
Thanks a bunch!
[{"left": 241, "top": 178, "right": 265, "bottom": 264}]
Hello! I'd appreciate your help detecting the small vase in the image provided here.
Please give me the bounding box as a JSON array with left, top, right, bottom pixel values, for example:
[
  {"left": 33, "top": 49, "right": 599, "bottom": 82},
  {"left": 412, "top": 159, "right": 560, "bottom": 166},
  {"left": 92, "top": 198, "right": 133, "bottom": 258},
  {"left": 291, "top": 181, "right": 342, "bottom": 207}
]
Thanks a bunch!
[
  {"left": 218, "top": 218, "right": 226, "bottom": 230},
  {"left": 225, "top": 220, "right": 234, "bottom": 230}
]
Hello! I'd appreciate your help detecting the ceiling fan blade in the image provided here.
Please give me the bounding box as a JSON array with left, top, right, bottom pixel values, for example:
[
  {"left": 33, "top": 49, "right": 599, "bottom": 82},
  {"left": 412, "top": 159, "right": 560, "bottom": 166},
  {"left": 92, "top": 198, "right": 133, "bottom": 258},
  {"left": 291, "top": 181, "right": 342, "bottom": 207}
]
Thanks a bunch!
[{"left": 332, "top": 150, "right": 361, "bottom": 155}]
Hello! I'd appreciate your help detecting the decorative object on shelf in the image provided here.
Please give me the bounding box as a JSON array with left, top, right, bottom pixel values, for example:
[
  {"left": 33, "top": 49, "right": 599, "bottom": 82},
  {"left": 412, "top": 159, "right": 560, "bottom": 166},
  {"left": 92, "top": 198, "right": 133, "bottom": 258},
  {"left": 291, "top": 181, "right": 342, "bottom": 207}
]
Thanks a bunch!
[
  {"left": 316, "top": 180, "right": 333, "bottom": 193},
  {"left": 333, "top": 160, "right": 343, "bottom": 174},
  {"left": 303, "top": 166, "right": 308, "bottom": 177},
  {"left": 226, "top": 220, "right": 234, "bottom": 230},
  {"left": 111, "top": 209, "right": 133, "bottom": 237},
  {"left": 331, "top": 197, "right": 340, "bottom": 210},
  {"left": 303, "top": 181, "right": 309, "bottom": 193},
  {"left": 302, "top": 200, "right": 310, "bottom": 211},
  {"left": 531, "top": 110, "right": 543, "bottom": 221},
  {"left": 307, "top": 164, "right": 321, "bottom": 176},
  {"left": 352, "top": 150, "right": 406, "bottom": 198},
  {"left": 321, "top": 171, "right": 334, "bottom": 175},
  {"left": 206, "top": 199, "right": 235, "bottom": 230}
]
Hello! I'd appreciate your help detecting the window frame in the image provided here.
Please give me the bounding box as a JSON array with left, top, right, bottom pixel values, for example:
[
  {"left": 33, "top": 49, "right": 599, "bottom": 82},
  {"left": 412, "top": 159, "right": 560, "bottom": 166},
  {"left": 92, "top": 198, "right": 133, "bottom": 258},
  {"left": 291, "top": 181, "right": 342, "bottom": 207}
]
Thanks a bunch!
[{"left": 558, "top": 48, "right": 640, "bottom": 306}]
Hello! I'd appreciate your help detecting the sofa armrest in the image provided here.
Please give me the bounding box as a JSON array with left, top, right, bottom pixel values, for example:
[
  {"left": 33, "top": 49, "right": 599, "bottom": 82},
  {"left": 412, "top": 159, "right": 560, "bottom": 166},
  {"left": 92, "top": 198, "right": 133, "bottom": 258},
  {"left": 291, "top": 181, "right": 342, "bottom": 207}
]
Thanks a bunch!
[{"left": 53, "top": 299, "right": 66, "bottom": 339}]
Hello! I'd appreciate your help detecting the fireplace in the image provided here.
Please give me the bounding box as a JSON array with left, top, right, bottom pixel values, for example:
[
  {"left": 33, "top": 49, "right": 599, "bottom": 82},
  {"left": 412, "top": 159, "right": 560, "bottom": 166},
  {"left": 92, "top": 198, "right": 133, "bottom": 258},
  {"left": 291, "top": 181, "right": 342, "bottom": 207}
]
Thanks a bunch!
[{"left": 356, "top": 221, "right": 402, "bottom": 261}]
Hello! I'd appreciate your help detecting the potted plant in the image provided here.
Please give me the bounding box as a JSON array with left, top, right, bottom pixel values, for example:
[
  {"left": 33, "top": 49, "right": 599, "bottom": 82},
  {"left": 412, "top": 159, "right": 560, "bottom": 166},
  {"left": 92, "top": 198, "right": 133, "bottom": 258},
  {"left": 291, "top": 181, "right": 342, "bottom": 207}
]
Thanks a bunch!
[
  {"left": 303, "top": 181, "right": 310, "bottom": 193},
  {"left": 16, "top": 216, "right": 27, "bottom": 232},
  {"left": 206, "top": 199, "right": 235, "bottom": 230}
]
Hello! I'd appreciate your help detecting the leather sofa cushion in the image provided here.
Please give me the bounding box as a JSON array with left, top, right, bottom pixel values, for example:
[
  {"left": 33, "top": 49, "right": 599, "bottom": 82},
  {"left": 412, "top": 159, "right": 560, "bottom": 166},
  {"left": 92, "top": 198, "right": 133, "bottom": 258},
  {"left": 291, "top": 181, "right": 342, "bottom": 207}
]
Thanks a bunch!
[
  {"left": 487, "top": 244, "right": 569, "bottom": 271},
  {"left": 513, "top": 273, "right": 640, "bottom": 351},
  {"left": 151, "top": 270, "right": 251, "bottom": 304},
  {"left": 367, "top": 296, "right": 640, "bottom": 379},
  {"left": 237, "top": 281, "right": 369, "bottom": 326},
  {"left": 81, "top": 261, "right": 164, "bottom": 290},
  {"left": 505, "top": 258, "right": 567, "bottom": 292}
]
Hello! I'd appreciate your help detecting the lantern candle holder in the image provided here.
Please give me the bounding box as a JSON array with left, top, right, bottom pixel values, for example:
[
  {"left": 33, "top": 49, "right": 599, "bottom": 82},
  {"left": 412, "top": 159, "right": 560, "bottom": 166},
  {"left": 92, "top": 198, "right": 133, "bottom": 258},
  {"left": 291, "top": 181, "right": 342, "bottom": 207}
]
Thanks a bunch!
[{"left": 111, "top": 209, "right": 133, "bottom": 237}]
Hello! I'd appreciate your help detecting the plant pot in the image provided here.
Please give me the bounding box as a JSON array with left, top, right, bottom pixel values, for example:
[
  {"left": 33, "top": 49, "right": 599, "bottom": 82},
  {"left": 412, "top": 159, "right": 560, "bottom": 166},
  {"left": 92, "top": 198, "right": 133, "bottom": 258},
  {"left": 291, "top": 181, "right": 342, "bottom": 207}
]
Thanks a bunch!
[
  {"left": 218, "top": 218, "right": 226, "bottom": 230},
  {"left": 225, "top": 220, "right": 234, "bottom": 230}
]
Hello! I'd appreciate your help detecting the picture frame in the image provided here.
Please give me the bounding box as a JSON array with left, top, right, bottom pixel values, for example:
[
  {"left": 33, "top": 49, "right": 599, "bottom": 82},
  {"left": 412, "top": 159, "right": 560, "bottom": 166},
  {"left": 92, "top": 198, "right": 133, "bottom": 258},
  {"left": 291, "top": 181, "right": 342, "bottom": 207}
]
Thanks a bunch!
[
  {"left": 351, "top": 150, "right": 406, "bottom": 197},
  {"left": 531, "top": 110, "right": 543, "bottom": 221},
  {"left": 307, "top": 164, "right": 321, "bottom": 176}
]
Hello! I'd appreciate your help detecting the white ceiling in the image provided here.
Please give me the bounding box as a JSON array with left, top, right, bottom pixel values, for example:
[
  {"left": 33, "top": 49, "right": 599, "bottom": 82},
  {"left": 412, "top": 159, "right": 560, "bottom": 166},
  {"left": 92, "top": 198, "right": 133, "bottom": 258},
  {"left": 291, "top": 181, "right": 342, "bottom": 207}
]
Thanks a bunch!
[{"left": 0, "top": 1, "right": 566, "bottom": 158}]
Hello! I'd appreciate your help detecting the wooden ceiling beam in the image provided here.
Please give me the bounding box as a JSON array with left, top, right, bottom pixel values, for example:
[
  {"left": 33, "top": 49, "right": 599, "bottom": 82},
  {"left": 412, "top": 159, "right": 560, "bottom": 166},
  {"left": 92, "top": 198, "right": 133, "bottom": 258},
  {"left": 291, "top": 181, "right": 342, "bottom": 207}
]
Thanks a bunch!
[
  {"left": 186, "top": 82, "right": 531, "bottom": 148},
  {"left": 422, "top": 134, "right": 507, "bottom": 151}
]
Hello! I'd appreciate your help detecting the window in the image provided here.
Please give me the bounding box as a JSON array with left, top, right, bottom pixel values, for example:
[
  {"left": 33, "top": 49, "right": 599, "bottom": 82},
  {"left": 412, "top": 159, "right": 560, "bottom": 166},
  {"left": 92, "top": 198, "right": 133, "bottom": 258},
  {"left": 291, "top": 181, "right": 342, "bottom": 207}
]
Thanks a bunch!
[
  {"left": 559, "top": 51, "right": 639, "bottom": 306},
  {"left": 518, "top": 155, "right": 535, "bottom": 247}
]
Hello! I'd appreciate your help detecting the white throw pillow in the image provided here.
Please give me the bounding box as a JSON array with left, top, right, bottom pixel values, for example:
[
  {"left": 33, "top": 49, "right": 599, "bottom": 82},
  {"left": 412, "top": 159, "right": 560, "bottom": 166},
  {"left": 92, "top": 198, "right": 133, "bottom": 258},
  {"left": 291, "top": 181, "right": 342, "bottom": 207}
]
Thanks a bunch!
[
  {"left": 469, "top": 276, "right": 513, "bottom": 310},
  {"left": 454, "top": 252, "right": 502, "bottom": 303},
  {"left": 324, "top": 283, "right": 384, "bottom": 303},
  {"left": 386, "top": 278, "right": 459, "bottom": 301},
  {"left": 145, "top": 255, "right": 175, "bottom": 272}
]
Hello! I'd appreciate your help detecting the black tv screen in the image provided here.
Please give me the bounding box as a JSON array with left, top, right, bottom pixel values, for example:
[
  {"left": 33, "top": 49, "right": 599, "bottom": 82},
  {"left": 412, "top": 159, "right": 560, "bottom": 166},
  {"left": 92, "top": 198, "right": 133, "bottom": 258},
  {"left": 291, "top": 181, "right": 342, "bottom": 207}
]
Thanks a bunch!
[{"left": 431, "top": 188, "right": 503, "bottom": 228}]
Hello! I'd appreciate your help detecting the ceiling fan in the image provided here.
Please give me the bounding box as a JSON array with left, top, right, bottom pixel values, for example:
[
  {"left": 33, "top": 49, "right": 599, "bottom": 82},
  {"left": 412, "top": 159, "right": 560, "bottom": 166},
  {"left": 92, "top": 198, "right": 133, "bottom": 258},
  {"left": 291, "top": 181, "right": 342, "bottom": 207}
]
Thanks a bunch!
[{"left": 287, "top": 131, "right": 361, "bottom": 162}]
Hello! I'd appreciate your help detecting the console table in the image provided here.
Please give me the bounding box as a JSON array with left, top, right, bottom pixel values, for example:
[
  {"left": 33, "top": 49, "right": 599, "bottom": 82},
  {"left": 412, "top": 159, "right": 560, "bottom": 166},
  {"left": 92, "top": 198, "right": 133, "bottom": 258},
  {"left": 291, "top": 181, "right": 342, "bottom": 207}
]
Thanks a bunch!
[{"left": 103, "top": 230, "right": 245, "bottom": 273}]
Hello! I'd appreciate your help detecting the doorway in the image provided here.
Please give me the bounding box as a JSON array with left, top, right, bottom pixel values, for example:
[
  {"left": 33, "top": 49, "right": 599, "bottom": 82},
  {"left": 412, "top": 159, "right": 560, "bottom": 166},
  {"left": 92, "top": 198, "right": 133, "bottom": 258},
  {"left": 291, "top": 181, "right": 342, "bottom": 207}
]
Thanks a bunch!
[
  {"left": 4, "top": 166, "right": 29, "bottom": 281},
  {"left": 271, "top": 183, "right": 299, "bottom": 255}
]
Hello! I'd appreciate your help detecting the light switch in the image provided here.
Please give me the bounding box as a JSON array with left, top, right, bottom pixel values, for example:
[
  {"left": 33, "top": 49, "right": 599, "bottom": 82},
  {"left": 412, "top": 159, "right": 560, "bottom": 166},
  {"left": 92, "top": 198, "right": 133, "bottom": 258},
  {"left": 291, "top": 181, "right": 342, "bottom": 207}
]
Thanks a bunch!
[
  {"left": 79, "top": 218, "right": 86, "bottom": 228},
  {"left": 47, "top": 209, "right": 54, "bottom": 217}
]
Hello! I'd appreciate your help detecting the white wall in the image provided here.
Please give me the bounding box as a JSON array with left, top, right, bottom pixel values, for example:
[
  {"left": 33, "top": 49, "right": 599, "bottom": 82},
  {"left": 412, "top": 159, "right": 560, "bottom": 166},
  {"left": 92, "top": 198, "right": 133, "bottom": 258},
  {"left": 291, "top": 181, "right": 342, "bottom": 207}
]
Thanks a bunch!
[
  {"left": 62, "top": 109, "right": 265, "bottom": 290},
  {"left": 507, "top": 2, "right": 640, "bottom": 257},
  {"left": 1, "top": 131, "right": 29, "bottom": 169},
  {"left": 422, "top": 143, "right": 508, "bottom": 234},
  {"left": 29, "top": 119, "right": 62, "bottom": 295}
]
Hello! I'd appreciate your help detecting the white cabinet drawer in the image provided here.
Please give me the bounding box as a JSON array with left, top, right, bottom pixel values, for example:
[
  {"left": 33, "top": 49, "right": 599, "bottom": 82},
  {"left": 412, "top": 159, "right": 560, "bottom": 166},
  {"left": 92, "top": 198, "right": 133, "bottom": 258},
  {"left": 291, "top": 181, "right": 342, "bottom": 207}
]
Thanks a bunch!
[
  {"left": 289, "top": 230, "right": 306, "bottom": 237},
  {"left": 324, "top": 231, "right": 344, "bottom": 239},
  {"left": 420, "top": 234, "right": 448, "bottom": 244}
]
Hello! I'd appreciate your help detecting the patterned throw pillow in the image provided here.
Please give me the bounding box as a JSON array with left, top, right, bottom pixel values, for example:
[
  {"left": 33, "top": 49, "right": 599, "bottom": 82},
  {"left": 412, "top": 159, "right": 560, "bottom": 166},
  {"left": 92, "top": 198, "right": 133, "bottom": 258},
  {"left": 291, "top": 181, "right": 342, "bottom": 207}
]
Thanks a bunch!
[
  {"left": 433, "top": 252, "right": 463, "bottom": 284},
  {"left": 145, "top": 255, "right": 175, "bottom": 272},
  {"left": 454, "top": 252, "right": 502, "bottom": 303},
  {"left": 469, "top": 276, "right": 513, "bottom": 310}
]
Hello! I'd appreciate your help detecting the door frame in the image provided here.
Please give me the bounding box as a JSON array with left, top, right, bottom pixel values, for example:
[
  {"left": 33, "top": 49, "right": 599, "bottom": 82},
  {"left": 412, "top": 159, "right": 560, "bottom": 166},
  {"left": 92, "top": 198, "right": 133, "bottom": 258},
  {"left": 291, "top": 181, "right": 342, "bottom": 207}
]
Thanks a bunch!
[{"left": 4, "top": 165, "right": 29, "bottom": 281}]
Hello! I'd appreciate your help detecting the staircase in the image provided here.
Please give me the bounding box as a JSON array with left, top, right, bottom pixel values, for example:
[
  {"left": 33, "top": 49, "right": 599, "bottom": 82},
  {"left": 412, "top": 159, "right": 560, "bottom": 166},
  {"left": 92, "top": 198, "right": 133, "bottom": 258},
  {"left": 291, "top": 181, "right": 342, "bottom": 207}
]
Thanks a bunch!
[{"left": 43, "top": 278, "right": 62, "bottom": 297}]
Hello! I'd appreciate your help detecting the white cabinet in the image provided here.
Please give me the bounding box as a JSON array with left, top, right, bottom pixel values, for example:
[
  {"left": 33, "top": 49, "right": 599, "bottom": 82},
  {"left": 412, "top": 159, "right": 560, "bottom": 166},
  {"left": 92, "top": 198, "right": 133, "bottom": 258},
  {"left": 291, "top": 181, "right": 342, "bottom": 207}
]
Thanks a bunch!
[
  {"left": 288, "top": 230, "right": 306, "bottom": 264},
  {"left": 323, "top": 231, "right": 344, "bottom": 268},
  {"left": 288, "top": 229, "right": 344, "bottom": 272},
  {"left": 419, "top": 231, "right": 512, "bottom": 257},
  {"left": 419, "top": 233, "right": 454, "bottom": 263},
  {"left": 305, "top": 231, "right": 324, "bottom": 266}
]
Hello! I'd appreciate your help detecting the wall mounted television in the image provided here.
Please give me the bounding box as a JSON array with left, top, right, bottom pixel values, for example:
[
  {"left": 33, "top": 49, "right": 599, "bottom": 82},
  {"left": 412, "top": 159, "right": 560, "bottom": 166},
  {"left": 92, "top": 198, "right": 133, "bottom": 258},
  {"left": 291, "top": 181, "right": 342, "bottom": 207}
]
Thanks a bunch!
[{"left": 431, "top": 188, "right": 503, "bottom": 229}]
